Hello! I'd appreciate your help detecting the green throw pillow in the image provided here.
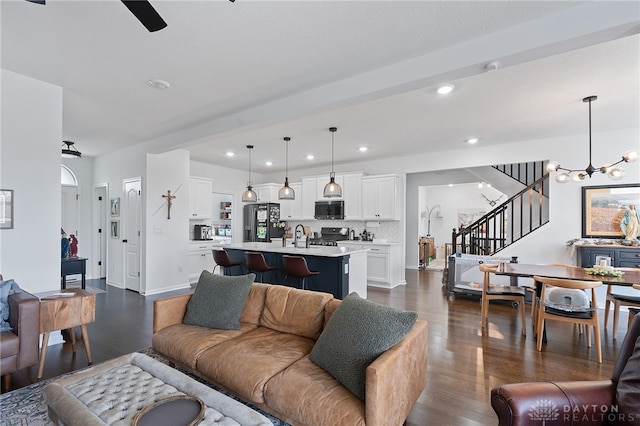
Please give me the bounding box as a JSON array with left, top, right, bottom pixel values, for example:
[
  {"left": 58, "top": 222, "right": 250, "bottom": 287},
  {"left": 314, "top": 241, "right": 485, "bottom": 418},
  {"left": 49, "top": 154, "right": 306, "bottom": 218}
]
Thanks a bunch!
[
  {"left": 310, "top": 292, "right": 418, "bottom": 401},
  {"left": 183, "top": 271, "right": 255, "bottom": 330}
]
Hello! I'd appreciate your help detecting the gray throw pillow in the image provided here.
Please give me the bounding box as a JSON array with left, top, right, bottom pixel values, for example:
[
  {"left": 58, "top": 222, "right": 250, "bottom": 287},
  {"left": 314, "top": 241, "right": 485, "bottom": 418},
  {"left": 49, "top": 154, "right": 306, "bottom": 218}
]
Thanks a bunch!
[
  {"left": 0, "top": 279, "right": 22, "bottom": 332},
  {"left": 183, "top": 271, "right": 255, "bottom": 330},
  {"left": 310, "top": 292, "right": 418, "bottom": 401}
]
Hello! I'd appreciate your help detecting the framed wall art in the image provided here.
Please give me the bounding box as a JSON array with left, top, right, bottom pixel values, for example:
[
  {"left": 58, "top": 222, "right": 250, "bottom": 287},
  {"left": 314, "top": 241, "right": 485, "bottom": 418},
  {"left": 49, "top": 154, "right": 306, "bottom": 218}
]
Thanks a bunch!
[
  {"left": 582, "top": 183, "right": 640, "bottom": 238},
  {"left": 110, "top": 220, "right": 120, "bottom": 239},
  {"left": 0, "top": 189, "right": 13, "bottom": 229},
  {"left": 110, "top": 197, "right": 120, "bottom": 217}
]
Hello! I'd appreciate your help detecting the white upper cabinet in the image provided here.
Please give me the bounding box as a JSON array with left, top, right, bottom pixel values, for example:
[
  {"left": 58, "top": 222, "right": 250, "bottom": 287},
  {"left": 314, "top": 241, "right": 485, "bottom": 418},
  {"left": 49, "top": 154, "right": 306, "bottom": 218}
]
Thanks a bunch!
[
  {"left": 189, "top": 177, "right": 213, "bottom": 219},
  {"left": 361, "top": 175, "right": 400, "bottom": 220},
  {"left": 279, "top": 183, "right": 302, "bottom": 221},
  {"left": 254, "top": 183, "right": 280, "bottom": 203},
  {"left": 301, "top": 177, "right": 317, "bottom": 219},
  {"left": 342, "top": 173, "right": 363, "bottom": 220}
]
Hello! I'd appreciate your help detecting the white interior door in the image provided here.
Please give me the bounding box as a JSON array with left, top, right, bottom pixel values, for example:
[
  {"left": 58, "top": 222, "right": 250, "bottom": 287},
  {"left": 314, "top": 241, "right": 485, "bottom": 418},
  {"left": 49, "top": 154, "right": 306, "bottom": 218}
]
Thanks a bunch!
[
  {"left": 61, "top": 185, "right": 80, "bottom": 237},
  {"left": 124, "top": 179, "right": 141, "bottom": 292}
]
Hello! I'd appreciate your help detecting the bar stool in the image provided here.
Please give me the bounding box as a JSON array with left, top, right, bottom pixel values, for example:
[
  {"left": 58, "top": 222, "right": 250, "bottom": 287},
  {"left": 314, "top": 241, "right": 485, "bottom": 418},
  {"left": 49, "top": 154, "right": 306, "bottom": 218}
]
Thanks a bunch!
[
  {"left": 212, "top": 249, "right": 244, "bottom": 276},
  {"left": 245, "top": 252, "right": 278, "bottom": 283},
  {"left": 282, "top": 255, "right": 319, "bottom": 290}
]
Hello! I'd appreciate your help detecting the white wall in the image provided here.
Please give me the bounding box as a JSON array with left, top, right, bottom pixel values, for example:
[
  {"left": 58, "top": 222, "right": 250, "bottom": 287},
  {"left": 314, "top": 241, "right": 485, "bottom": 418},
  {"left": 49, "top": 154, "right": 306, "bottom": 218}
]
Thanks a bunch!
[
  {"left": 0, "top": 69, "right": 62, "bottom": 293},
  {"left": 145, "top": 149, "right": 191, "bottom": 295}
]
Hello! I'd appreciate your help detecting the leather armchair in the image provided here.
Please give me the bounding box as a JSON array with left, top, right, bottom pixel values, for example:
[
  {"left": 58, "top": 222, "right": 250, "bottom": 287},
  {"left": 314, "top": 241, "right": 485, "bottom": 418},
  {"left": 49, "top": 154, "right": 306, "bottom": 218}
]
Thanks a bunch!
[
  {"left": 491, "top": 314, "right": 640, "bottom": 426},
  {"left": 0, "top": 283, "right": 40, "bottom": 392}
]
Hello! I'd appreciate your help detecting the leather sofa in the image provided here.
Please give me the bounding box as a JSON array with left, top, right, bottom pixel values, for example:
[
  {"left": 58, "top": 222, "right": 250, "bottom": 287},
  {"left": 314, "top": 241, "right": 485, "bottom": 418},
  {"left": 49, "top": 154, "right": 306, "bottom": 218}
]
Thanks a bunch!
[
  {"left": 0, "top": 277, "right": 41, "bottom": 392},
  {"left": 152, "top": 283, "right": 428, "bottom": 426},
  {"left": 491, "top": 314, "right": 640, "bottom": 426}
]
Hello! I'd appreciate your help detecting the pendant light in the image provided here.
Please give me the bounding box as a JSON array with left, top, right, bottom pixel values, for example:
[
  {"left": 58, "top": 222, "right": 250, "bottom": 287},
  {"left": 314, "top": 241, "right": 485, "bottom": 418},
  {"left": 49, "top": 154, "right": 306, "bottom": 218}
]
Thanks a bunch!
[
  {"left": 61, "top": 141, "right": 82, "bottom": 159},
  {"left": 323, "top": 127, "right": 342, "bottom": 198},
  {"left": 241, "top": 145, "right": 257, "bottom": 202},
  {"left": 278, "top": 137, "right": 295, "bottom": 200},
  {"left": 547, "top": 96, "right": 638, "bottom": 183}
]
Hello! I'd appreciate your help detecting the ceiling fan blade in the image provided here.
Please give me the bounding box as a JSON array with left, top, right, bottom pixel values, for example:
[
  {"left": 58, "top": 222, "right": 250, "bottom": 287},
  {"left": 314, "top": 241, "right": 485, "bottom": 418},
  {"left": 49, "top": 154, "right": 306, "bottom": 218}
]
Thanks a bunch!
[
  {"left": 121, "top": 0, "right": 167, "bottom": 32},
  {"left": 25, "top": 0, "right": 46, "bottom": 4}
]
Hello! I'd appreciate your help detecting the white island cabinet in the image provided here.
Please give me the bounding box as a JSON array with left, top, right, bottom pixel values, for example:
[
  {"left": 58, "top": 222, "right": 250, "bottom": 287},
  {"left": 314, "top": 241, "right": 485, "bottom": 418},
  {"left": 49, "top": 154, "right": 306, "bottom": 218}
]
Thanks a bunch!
[{"left": 338, "top": 241, "right": 405, "bottom": 289}]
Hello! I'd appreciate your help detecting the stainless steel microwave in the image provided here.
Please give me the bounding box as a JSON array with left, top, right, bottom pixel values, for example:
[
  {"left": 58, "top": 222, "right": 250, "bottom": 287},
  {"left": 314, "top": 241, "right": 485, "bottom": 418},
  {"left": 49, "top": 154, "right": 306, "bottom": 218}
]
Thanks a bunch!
[{"left": 314, "top": 200, "right": 344, "bottom": 220}]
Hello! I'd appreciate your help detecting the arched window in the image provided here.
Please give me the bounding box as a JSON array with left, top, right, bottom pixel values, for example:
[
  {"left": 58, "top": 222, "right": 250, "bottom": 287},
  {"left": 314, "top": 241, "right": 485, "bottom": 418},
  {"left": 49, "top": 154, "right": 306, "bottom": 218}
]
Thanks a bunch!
[{"left": 61, "top": 165, "right": 78, "bottom": 186}]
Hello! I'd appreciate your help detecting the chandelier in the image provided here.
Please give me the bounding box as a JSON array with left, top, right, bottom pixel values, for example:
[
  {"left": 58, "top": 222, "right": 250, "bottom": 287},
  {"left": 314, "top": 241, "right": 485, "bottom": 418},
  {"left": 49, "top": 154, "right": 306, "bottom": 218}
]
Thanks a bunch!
[{"left": 547, "top": 96, "right": 637, "bottom": 183}]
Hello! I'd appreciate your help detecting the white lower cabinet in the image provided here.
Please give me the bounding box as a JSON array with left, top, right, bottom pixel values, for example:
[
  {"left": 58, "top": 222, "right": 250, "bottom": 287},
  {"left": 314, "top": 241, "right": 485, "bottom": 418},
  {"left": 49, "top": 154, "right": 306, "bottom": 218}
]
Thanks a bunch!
[{"left": 188, "top": 242, "right": 217, "bottom": 283}]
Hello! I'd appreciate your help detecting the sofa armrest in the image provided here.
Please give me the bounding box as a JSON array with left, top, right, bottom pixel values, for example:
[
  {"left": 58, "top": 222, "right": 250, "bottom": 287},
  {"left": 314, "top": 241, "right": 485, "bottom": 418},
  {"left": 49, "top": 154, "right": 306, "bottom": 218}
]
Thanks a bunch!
[
  {"left": 491, "top": 380, "right": 615, "bottom": 426},
  {"left": 153, "top": 294, "right": 192, "bottom": 334},
  {"left": 365, "top": 319, "right": 428, "bottom": 426},
  {"left": 8, "top": 291, "right": 40, "bottom": 370}
]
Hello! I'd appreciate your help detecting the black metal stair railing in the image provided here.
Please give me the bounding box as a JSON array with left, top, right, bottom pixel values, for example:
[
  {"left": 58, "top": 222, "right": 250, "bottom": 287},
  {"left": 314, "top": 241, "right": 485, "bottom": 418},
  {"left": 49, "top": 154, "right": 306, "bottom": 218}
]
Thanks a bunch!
[
  {"left": 493, "top": 161, "right": 546, "bottom": 187},
  {"left": 451, "top": 174, "right": 550, "bottom": 256}
]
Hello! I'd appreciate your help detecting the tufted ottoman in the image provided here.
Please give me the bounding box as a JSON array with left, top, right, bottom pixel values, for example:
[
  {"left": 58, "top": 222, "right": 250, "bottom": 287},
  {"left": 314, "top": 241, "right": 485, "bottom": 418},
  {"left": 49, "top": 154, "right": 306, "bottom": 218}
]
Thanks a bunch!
[{"left": 43, "top": 352, "right": 273, "bottom": 426}]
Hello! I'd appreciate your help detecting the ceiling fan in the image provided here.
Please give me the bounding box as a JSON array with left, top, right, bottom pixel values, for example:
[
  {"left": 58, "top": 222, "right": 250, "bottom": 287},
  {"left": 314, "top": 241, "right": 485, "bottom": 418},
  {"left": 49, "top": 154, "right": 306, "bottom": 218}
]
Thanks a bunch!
[{"left": 26, "top": 0, "right": 168, "bottom": 32}]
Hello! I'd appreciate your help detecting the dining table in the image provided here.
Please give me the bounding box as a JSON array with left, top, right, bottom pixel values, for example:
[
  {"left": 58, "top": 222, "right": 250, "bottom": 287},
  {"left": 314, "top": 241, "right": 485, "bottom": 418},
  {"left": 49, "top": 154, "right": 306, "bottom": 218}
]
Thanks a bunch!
[{"left": 495, "top": 263, "right": 640, "bottom": 343}]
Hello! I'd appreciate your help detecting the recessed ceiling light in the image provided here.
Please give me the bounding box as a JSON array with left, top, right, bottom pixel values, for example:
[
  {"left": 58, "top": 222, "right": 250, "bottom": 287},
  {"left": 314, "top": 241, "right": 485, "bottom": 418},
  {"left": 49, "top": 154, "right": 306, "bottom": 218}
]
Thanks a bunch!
[
  {"left": 436, "top": 84, "right": 455, "bottom": 95},
  {"left": 466, "top": 137, "right": 479, "bottom": 144},
  {"left": 306, "top": 154, "right": 315, "bottom": 160},
  {"left": 265, "top": 161, "right": 273, "bottom": 166},
  {"left": 149, "top": 79, "right": 170, "bottom": 89},
  {"left": 358, "top": 146, "right": 368, "bottom": 152},
  {"left": 225, "top": 151, "right": 235, "bottom": 157}
]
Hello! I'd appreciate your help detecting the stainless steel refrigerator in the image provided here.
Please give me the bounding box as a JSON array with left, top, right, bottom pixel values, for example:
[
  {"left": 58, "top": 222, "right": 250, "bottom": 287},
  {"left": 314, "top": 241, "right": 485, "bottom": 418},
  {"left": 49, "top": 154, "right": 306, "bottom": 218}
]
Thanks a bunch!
[{"left": 243, "top": 203, "right": 285, "bottom": 242}]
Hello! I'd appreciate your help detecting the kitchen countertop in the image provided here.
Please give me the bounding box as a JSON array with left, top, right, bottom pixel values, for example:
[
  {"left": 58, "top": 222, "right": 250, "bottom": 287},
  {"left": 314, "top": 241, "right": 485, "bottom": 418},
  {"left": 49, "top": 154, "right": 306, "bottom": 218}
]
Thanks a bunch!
[
  {"left": 220, "top": 242, "right": 370, "bottom": 258},
  {"left": 338, "top": 240, "right": 402, "bottom": 246}
]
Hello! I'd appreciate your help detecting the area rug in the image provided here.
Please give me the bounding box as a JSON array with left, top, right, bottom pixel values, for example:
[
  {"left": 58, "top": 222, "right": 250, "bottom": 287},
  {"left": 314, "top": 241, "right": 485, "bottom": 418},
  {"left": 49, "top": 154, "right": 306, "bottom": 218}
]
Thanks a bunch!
[{"left": 0, "top": 348, "right": 291, "bottom": 426}]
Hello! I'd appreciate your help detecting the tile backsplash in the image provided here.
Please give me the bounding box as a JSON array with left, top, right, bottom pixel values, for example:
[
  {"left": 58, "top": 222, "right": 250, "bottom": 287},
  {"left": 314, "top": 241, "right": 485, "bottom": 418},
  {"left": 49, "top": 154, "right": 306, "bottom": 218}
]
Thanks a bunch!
[{"left": 292, "top": 220, "right": 402, "bottom": 241}]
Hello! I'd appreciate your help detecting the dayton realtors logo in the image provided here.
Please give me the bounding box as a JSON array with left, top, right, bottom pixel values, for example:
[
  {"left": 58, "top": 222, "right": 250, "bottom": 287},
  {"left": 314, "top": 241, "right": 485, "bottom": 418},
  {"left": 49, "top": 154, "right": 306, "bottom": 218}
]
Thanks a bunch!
[{"left": 529, "top": 399, "right": 638, "bottom": 424}]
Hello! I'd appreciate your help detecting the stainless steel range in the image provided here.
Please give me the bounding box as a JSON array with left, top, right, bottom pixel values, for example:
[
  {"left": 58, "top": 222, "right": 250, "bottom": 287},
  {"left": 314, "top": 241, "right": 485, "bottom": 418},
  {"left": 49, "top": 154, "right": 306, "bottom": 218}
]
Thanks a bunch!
[{"left": 310, "top": 227, "right": 350, "bottom": 246}]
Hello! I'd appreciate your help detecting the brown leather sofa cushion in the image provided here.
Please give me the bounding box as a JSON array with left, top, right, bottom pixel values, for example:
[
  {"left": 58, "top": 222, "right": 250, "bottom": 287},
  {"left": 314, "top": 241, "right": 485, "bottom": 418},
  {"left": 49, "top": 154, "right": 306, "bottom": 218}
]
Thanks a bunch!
[
  {"left": 259, "top": 285, "right": 333, "bottom": 340},
  {"left": 616, "top": 333, "right": 640, "bottom": 425}
]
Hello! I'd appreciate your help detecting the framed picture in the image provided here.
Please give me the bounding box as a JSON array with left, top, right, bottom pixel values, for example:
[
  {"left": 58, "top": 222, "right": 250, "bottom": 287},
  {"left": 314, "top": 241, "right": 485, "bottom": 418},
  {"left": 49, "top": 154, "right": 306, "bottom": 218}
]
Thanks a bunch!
[
  {"left": 110, "top": 198, "right": 120, "bottom": 217},
  {"left": 582, "top": 183, "right": 640, "bottom": 238},
  {"left": 110, "top": 220, "right": 120, "bottom": 239},
  {"left": 0, "top": 189, "right": 13, "bottom": 230}
]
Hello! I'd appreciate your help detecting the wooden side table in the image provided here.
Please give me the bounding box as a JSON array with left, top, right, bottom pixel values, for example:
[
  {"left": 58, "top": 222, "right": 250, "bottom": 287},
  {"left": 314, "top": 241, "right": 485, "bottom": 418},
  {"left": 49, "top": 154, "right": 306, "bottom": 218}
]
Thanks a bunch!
[{"left": 38, "top": 289, "right": 96, "bottom": 379}]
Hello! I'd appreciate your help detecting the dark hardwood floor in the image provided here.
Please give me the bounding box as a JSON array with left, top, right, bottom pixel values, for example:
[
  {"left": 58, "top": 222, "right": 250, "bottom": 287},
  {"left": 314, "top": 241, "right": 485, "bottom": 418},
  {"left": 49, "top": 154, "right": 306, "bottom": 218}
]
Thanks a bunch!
[{"left": 7, "top": 269, "right": 629, "bottom": 425}]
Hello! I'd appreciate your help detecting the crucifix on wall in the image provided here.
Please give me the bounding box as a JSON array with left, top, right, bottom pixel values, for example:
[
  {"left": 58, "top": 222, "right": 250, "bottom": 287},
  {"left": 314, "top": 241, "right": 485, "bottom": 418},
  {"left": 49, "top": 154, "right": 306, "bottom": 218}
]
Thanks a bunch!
[{"left": 162, "top": 190, "right": 176, "bottom": 219}]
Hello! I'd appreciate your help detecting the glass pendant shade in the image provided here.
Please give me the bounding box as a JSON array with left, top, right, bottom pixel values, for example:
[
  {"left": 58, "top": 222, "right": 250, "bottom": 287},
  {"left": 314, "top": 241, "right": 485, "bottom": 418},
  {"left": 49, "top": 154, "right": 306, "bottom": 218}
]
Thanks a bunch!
[
  {"left": 323, "top": 127, "right": 342, "bottom": 198},
  {"left": 278, "top": 137, "right": 295, "bottom": 200},
  {"left": 242, "top": 145, "right": 257, "bottom": 202}
]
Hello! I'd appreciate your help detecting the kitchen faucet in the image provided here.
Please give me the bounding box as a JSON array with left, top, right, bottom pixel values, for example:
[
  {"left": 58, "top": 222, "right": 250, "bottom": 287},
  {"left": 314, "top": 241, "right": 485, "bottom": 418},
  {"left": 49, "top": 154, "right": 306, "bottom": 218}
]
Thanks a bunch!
[{"left": 294, "top": 224, "right": 305, "bottom": 248}]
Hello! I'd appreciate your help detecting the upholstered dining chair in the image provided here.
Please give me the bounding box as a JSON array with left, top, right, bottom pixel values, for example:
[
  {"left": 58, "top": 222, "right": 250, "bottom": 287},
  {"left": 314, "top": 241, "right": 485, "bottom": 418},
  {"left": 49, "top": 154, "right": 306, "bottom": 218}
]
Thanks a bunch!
[
  {"left": 244, "top": 252, "right": 278, "bottom": 283},
  {"left": 479, "top": 263, "right": 527, "bottom": 336},
  {"left": 604, "top": 267, "right": 640, "bottom": 339},
  {"left": 533, "top": 275, "right": 603, "bottom": 363},
  {"left": 212, "top": 249, "right": 244, "bottom": 276}
]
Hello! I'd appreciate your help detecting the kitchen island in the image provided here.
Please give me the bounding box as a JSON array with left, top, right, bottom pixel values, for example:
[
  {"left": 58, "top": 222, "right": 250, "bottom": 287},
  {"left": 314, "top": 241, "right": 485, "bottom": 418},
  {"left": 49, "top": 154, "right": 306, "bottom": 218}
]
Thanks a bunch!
[{"left": 217, "top": 243, "right": 369, "bottom": 299}]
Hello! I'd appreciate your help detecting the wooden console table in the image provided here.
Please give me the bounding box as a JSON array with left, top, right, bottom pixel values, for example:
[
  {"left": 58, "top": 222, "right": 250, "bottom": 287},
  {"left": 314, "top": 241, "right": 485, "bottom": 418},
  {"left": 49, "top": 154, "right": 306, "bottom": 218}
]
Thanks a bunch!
[
  {"left": 61, "top": 256, "right": 87, "bottom": 289},
  {"left": 38, "top": 289, "right": 95, "bottom": 379}
]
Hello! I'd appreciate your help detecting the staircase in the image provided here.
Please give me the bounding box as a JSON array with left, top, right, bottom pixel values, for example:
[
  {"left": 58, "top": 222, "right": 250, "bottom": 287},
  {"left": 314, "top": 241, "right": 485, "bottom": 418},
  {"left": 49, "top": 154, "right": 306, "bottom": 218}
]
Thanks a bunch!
[{"left": 451, "top": 171, "right": 550, "bottom": 256}]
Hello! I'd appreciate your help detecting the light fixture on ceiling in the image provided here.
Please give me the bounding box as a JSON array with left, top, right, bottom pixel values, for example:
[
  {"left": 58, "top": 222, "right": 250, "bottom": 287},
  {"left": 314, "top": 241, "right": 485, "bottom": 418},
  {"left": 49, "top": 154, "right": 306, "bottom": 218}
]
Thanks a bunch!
[
  {"left": 358, "top": 146, "right": 368, "bottom": 152},
  {"left": 148, "top": 79, "right": 170, "bottom": 89},
  {"left": 265, "top": 161, "right": 273, "bottom": 166},
  {"left": 437, "top": 84, "right": 455, "bottom": 95},
  {"left": 323, "top": 127, "right": 343, "bottom": 198},
  {"left": 241, "top": 145, "right": 257, "bottom": 202},
  {"left": 306, "top": 154, "right": 315, "bottom": 160},
  {"left": 278, "top": 137, "right": 295, "bottom": 200},
  {"left": 466, "top": 137, "right": 479, "bottom": 144},
  {"left": 225, "top": 151, "right": 235, "bottom": 157},
  {"left": 547, "top": 96, "right": 638, "bottom": 183},
  {"left": 61, "top": 141, "right": 81, "bottom": 159}
]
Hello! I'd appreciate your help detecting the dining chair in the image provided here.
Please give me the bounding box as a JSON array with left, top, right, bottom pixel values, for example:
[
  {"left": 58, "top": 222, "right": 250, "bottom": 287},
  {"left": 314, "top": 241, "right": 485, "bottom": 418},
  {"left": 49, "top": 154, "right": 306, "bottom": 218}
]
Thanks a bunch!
[
  {"left": 533, "top": 275, "right": 603, "bottom": 363},
  {"left": 244, "top": 252, "right": 278, "bottom": 283},
  {"left": 212, "top": 249, "right": 244, "bottom": 276},
  {"left": 282, "top": 255, "right": 319, "bottom": 290},
  {"left": 479, "top": 263, "right": 527, "bottom": 336},
  {"left": 604, "top": 268, "right": 640, "bottom": 339}
]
